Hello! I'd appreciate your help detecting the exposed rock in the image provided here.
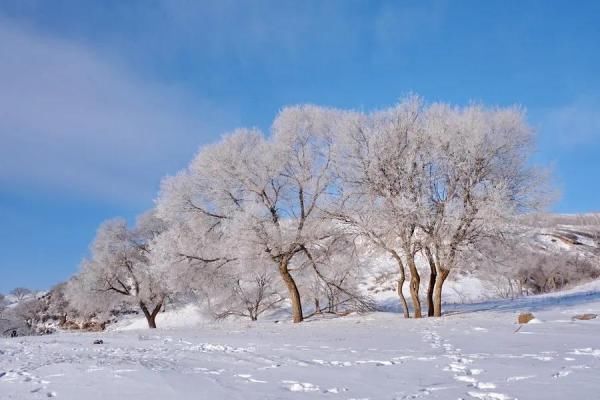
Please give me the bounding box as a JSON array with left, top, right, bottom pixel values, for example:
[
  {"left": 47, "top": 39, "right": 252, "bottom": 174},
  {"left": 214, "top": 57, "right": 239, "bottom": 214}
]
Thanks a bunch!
[
  {"left": 518, "top": 312, "right": 535, "bottom": 324},
  {"left": 572, "top": 313, "right": 597, "bottom": 321}
]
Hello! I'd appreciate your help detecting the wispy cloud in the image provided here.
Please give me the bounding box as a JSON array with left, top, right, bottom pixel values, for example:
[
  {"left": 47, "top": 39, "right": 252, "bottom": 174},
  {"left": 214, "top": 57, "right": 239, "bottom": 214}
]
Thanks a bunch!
[
  {"left": 0, "top": 2, "right": 450, "bottom": 206},
  {"left": 0, "top": 19, "right": 232, "bottom": 205},
  {"left": 537, "top": 98, "right": 600, "bottom": 148}
]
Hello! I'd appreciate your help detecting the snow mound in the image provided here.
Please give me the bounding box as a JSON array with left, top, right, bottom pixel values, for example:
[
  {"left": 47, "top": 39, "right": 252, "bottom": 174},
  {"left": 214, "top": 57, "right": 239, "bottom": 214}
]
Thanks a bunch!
[{"left": 111, "top": 304, "right": 205, "bottom": 331}]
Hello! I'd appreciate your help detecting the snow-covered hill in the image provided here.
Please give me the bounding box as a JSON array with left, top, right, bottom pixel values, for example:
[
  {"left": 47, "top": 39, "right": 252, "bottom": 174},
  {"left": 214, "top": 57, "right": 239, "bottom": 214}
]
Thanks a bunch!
[
  {"left": 1, "top": 278, "right": 599, "bottom": 400},
  {"left": 528, "top": 214, "right": 600, "bottom": 258},
  {"left": 361, "top": 214, "right": 600, "bottom": 312},
  {"left": 2, "top": 216, "right": 599, "bottom": 398}
]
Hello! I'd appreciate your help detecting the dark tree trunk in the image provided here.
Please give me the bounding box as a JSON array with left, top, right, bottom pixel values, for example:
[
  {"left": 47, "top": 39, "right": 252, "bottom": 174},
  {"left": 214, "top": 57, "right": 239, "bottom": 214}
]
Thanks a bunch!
[
  {"left": 427, "top": 268, "right": 437, "bottom": 317},
  {"left": 397, "top": 272, "right": 410, "bottom": 319},
  {"left": 424, "top": 248, "right": 437, "bottom": 317},
  {"left": 433, "top": 268, "right": 450, "bottom": 317},
  {"left": 406, "top": 257, "right": 422, "bottom": 318},
  {"left": 391, "top": 253, "right": 410, "bottom": 318},
  {"left": 140, "top": 301, "right": 163, "bottom": 329},
  {"left": 279, "top": 259, "right": 303, "bottom": 323}
]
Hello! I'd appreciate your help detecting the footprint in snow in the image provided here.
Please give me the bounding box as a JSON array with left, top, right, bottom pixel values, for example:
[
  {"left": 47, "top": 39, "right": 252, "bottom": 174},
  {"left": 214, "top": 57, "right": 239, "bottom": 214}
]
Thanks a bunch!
[
  {"left": 552, "top": 370, "right": 572, "bottom": 378},
  {"left": 257, "top": 363, "right": 281, "bottom": 370},
  {"left": 282, "top": 380, "right": 320, "bottom": 392},
  {"left": 324, "top": 387, "right": 348, "bottom": 394},
  {"left": 505, "top": 375, "right": 535, "bottom": 382},
  {"left": 467, "top": 392, "right": 512, "bottom": 400},
  {"left": 193, "top": 367, "right": 225, "bottom": 375},
  {"left": 399, "top": 388, "right": 432, "bottom": 399},
  {"left": 400, "top": 385, "right": 454, "bottom": 399},
  {"left": 569, "top": 348, "right": 600, "bottom": 357},
  {"left": 454, "top": 376, "right": 477, "bottom": 383},
  {"left": 355, "top": 360, "right": 394, "bottom": 366},
  {"left": 571, "top": 364, "right": 591, "bottom": 370},
  {"left": 235, "top": 374, "right": 267, "bottom": 383},
  {"left": 474, "top": 382, "right": 496, "bottom": 390}
]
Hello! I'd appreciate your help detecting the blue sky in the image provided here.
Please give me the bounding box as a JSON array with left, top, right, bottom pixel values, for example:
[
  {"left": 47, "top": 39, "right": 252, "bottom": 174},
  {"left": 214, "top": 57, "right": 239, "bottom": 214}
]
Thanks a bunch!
[{"left": 1, "top": 0, "right": 599, "bottom": 293}]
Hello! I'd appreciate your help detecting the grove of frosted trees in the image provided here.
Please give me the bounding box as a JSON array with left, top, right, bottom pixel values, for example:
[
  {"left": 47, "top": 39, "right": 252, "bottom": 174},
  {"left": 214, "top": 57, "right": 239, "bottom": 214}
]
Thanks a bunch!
[{"left": 65, "top": 96, "right": 548, "bottom": 328}]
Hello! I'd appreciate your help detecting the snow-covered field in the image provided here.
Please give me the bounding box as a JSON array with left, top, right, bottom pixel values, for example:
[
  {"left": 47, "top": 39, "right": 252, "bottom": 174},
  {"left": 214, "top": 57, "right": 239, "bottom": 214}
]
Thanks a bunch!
[{"left": 2, "top": 286, "right": 600, "bottom": 400}]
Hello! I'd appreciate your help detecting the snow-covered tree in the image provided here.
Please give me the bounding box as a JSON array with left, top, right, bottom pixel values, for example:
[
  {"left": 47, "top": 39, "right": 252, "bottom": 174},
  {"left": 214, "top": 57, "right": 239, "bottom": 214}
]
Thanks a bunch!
[
  {"left": 149, "top": 217, "right": 285, "bottom": 321},
  {"left": 210, "top": 265, "right": 285, "bottom": 321},
  {"left": 419, "top": 103, "right": 548, "bottom": 316},
  {"left": 330, "top": 97, "right": 548, "bottom": 317},
  {"left": 67, "top": 211, "right": 168, "bottom": 328},
  {"left": 157, "top": 106, "right": 342, "bottom": 323},
  {"left": 301, "top": 235, "right": 376, "bottom": 315},
  {"left": 331, "top": 97, "right": 429, "bottom": 317},
  {"left": 10, "top": 287, "right": 32, "bottom": 301},
  {"left": 134, "top": 96, "right": 551, "bottom": 323}
]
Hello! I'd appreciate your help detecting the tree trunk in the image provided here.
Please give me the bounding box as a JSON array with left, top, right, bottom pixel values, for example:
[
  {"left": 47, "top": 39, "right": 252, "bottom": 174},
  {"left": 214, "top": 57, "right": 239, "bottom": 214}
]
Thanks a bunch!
[
  {"left": 279, "top": 260, "right": 304, "bottom": 323},
  {"left": 396, "top": 272, "right": 410, "bottom": 319},
  {"left": 390, "top": 252, "right": 410, "bottom": 318},
  {"left": 424, "top": 248, "right": 437, "bottom": 317},
  {"left": 427, "top": 266, "right": 437, "bottom": 317},
  {"left": 432, "top": 268, "right": 450, "bottom": 317},
  {"left": 140, "top": 301, "right": 163, "bottom": 329},
  {"left": 406, "top": 257, "right": 422, "bottom": 318}
]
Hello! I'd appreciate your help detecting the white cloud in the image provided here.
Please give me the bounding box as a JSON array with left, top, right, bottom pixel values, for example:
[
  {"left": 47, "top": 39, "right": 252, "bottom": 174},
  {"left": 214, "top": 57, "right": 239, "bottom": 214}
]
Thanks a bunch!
[
  {"left": 0, "top": 19, "right": 232, "bottom": 205},
  {"left": 537, "top": 98, "right": 600, "bottom": 148}
]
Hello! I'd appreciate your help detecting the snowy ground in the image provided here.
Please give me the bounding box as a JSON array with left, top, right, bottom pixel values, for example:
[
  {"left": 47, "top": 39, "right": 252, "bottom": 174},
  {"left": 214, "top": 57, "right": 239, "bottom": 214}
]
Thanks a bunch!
[{"left": 2, "top": 291, "right": 600, "bottom": 400}]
